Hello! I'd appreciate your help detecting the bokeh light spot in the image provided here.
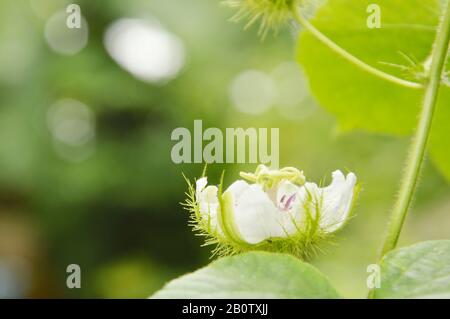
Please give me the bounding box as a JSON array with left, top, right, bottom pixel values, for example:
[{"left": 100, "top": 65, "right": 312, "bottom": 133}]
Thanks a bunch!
[
  {"left": 271, "top": 62, "right": 316, "bottom": 120},
  {"left": 104, "top": 18, "right": 185, "bottom": 84},
  {"left": 44, "top": 10, "right": 88, "bottom": 55},
  {"left": 229, "top": 70, "right": 276, "bottom": 115},
  {"left": 47, "top": 99, "right": 96, "bottom": 162}
]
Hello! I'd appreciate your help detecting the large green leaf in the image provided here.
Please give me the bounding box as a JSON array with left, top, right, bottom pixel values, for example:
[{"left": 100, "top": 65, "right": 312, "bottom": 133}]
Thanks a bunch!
[
  {"left": 151, "top": 252, "right": 340, "bottom": 298},
  {"left": 375, "top": 240, "right": 450, "bottom": 298},
  {"left": 297, "top": 0, "right": 450, "bottom": 180}
]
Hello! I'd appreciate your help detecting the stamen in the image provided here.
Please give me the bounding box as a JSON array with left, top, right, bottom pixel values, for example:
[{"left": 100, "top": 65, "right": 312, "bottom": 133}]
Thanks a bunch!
[
  {"left": 284, "top": 193, "right": 296, "bottom": 210},
  {"left": 279, "top": 193, "right": 296, "bottom": 211}
]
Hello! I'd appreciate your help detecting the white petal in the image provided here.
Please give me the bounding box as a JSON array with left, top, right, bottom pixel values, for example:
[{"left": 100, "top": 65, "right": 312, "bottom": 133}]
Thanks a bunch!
[
  {"left": 228, "top": 184, "right": 299, "bottom": 244},
  {"left": 200, "top": 185, "right": 219, "bottom": 206},
  {"left": 196, "top": 177, "right": 221, "bottom": 232},
  {"left": 195, "top": 177, "right": 208, "bottom": 201},
  {"left": 225, "top": 180, "right": 250, "bottom": 203},
  {"left": 313, "top": 170, "right": 357, "bottom": 232}
]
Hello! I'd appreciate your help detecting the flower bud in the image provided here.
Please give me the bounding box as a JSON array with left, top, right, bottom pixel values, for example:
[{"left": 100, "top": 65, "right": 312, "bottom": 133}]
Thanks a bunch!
[{"left": 223, "top": 0, "right": 299, "bottom": 38}]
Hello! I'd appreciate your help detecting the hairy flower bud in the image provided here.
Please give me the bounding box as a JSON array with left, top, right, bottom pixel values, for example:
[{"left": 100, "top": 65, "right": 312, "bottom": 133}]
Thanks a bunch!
[{"left": 223, "top": 0, "right": 299, "bottom": 38}]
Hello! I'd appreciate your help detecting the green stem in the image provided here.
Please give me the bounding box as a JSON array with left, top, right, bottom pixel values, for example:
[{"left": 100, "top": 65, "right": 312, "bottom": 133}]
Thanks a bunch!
[
  {"left": 367, "top": 1, "right": 450, "bottom": 299},
  {"left": 292, "top": 8, "right": 423, "bottom": 89},
  {"left": 379, "top": 1, "right": 450, "bottom": 258}
]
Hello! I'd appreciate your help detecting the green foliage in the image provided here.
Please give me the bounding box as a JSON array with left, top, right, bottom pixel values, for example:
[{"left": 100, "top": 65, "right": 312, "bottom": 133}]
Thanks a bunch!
[
  {"left": 375, "top": 240, "right": 450, "bottom": 298},
  {"left": 152, "top": 240, "right": 450, "bottom": 299},
  {"left": 151, "top": 251, "right": 340, "bottom": 298},
  {"left": 297, "top": 0, "right": 450, "bottom": 181}
]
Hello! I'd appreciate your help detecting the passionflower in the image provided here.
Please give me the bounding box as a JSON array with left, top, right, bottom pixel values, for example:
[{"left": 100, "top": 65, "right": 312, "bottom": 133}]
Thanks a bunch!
[
  {"left": 222, "top": 0, "right": 299, "bottom": 38},
  {"left": 185, "top": 165, "right": 358, "bottom": 259}
]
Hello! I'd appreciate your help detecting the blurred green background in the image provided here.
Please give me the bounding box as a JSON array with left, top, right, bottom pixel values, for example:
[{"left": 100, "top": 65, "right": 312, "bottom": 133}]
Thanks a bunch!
[{"left": 0, "top": 0, "right": 448, "bottom": 298}]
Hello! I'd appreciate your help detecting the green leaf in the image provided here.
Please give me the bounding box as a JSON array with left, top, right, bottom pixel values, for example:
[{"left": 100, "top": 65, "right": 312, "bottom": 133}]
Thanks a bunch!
[
  {"left": 151, "top": 252, "right": 340, "bottom": 298},
  {"left": 375, "top": 240, "right": 450, "bottom": 298},
  {"left": 297, "top": 0, "right": 450, "bottom": 181}
]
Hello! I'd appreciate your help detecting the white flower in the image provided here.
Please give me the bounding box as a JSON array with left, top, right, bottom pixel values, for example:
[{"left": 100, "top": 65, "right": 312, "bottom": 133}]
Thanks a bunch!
[{"left": 194, "top": 166, "right": 357, "bottom": 247}]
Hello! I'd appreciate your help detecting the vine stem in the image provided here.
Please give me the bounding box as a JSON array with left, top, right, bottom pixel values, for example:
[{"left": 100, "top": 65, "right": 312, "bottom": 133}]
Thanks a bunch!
[
  {"left": 379, "top": 1, "right": 450, "bottom": 257},
  {"left": 366, "top": 2, "right": 450, "bottom": 299},
  {"left": 292, "top": 8, "right": 423, "bottom": 89}
]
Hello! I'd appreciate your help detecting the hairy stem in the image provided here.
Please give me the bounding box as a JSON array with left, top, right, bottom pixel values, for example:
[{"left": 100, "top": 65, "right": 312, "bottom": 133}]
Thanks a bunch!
[
  {"left": 367, "top": 1, "right": 450, "bottom": 299},
  {"left": 292, "top": 8, "right": 423, "bottom": 89},
  {"left": 380, "top": 1, "right": 450, "bottom": 258}
]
